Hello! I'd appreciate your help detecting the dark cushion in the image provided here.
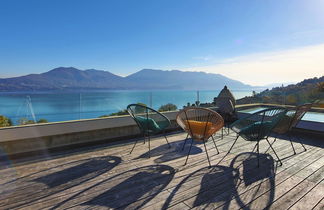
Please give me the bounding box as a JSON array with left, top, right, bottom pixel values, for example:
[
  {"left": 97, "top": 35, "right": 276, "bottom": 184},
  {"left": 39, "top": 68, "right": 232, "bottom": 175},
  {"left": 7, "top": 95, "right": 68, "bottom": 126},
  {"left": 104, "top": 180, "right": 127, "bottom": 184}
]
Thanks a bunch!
[
  {"left": 134, "top": 116, "right": 161, "bottom": 133},
  {"left": 239, "top": 121, "right": 272, "bottom": 140}
]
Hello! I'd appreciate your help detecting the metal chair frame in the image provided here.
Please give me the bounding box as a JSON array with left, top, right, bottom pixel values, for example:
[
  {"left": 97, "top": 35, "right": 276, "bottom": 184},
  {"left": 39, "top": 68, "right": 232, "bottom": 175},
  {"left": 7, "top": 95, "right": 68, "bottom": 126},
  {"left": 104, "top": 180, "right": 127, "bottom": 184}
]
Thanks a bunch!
[
  {"left": 127, "top": 104, "right": 171, "bottom": 158},
  {"left": 177, "top": 107, "right": 224, "bottom": 167},
  {"left": 228, "top": 107, "right": 287, "bottom": 167},
  {"left": 270, "top": 104, "right": 312, "bottom": 154}
]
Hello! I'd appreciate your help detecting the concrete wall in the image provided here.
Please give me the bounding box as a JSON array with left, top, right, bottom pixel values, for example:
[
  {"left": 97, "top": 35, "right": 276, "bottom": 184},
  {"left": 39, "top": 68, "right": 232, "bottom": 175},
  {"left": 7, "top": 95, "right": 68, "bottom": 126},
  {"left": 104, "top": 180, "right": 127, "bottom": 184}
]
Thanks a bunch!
[
  {"left": 0, "top": 111, "right": 179, "bottom": 156},
  {"left": 0, "top": 104, "right": 323, "bottom": 157}
]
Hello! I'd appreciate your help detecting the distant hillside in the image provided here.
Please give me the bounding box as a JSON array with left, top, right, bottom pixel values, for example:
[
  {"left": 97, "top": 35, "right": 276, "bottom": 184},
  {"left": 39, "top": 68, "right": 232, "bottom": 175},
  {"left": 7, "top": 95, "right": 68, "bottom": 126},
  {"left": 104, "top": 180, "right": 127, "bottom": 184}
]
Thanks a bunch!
[
  {"left": 237, "top": 76, "right": 324, "bottom": 106},
  {"left": 0, "top": 67, "right": 251, "bottom": 91},
  {"left": 0, "top": 67, "right": 128, "bottom": 91},
  {"left": 126, "top": 69, "right": 251, "bottom": 90}
]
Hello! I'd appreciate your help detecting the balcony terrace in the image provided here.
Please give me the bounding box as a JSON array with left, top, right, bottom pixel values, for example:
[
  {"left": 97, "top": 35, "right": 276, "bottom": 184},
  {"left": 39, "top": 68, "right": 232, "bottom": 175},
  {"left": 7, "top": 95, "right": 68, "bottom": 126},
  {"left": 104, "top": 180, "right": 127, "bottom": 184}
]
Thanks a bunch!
[{"left": 1, "top": 127, "right": 323, "bottom": 209}]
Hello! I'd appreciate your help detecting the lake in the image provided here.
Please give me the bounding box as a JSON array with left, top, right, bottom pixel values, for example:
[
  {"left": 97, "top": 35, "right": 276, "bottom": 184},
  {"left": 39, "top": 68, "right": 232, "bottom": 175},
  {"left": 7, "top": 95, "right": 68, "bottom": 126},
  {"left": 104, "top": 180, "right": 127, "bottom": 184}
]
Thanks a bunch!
[
  {"left": 0, "top": 90, "right": 251, "bottom": 125},
  {"left": 1, "top": 90, "right": 322, "bottom": 125}
]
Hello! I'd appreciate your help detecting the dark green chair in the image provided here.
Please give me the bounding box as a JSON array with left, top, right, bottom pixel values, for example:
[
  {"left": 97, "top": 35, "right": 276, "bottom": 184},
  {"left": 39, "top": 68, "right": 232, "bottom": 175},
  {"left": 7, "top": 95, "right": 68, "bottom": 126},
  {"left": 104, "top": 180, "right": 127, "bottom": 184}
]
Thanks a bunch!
[
  {"left": 229, "top": 107, "right": 287, "bottom": 166},
  {"left": 127, "top": 104, "right": 171, "bottom": 157},
  {"left": 271, "top": 103, "right": 311, "bottom": 154}
]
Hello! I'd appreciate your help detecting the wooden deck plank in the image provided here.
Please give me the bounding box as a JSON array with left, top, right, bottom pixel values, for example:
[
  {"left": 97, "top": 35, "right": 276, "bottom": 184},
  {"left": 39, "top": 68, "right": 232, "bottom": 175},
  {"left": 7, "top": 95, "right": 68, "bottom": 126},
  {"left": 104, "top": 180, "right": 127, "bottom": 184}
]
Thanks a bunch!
[
  {"left": 214, "top": 147, "right": 324, "bottom": 210},
  {"left": 287, "top": 181, "right": 324, "bottom": 210},
  {"left": 185, "top": 146, "right": 324, "bottom": 209},
  {"left": 1, "top": 135, "right": 253, "bottom": 209},
  {"left": 139, "top": 138, "right": 321, "bottom": 209},
  {"left": 235, "top": 158, "right": 324, "bottom": 209},
  {"left": 0, "top": 132, "right": 322, "bottom": 210},
  {"left": 7, "top": 137, "right": 239, "bottom": 209},
  {"left": 311, "top": 197, "right": 324, "bottom": 210},
  {"left": 2, "top": 136, "right": 316, "bottom": 208}
]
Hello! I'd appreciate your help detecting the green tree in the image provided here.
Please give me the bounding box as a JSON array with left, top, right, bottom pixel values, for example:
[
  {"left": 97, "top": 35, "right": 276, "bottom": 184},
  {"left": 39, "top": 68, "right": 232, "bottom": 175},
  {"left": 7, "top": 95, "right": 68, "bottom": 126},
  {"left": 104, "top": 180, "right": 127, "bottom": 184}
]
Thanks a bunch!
[
  {"left": 317, "top": 82, "right": 324, "bottom": 92},
  {"left": 286, "top": 95, "right": 297, "bottom": 105},
  {"left": 0, "top": 115, "right": 12, "bottom": 127},
  {"left": 137, "top": 102, "right": 147, "bottom": 107},
  {"left": 108, "top": 110, "right": 128, "bottom": 116},
  {"left": 100, "top": 102, "right": 148, "bottom": 117},
  {"left": 37, "top": 119, "right": 48, "bottom": 123},
  {"left": 158, "top": 103, "right": 177, "bottom": 112},
  {"left": 18, "top": 118, "right": 36, "bottom": 125}
]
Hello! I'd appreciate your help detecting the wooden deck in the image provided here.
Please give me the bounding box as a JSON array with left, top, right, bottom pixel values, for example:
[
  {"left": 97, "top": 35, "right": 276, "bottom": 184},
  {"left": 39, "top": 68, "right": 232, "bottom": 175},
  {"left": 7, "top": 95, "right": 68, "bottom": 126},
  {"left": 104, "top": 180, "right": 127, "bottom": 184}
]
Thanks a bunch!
[{"left": 0, "top": 131, "right": 323, "bottom": 210}]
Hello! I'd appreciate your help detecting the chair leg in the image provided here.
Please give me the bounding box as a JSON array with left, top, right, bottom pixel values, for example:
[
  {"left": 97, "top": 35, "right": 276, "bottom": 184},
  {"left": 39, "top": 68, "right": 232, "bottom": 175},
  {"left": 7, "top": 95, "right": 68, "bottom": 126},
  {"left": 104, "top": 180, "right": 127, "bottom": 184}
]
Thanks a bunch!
[
  {"left": 265, "top": 138, "right": 282, "bottom": 166},
  {"left": 264, "top": 136, "right": 277, "bottom": 154},
  {"left": 251, "top": 142, "right": 257, "bottom": 153},
  {"left": 182, "top": 135, "right": 189, "bottom": 151},
  {"left": 223, "top": 124, "right": 229, "bottom": 136},
  {"left": 148, "top": 135, "right": 151, "bottom": 158},
  {"left": 256, "top": 141, "right": 260, "bottom": 168},
  {"left": 130, "top": 139, "right": 138, "bottom": 154},
  {"left": 221, "top": 128, "right": 224, "bottom": 139},
  {"left": 211, "top": 135, "right": 219, "bottom": 154},
  {"left": 202, "top": 139, "right": 211, "bottom": 168},
  {"left": 300, "top": 142, "right": 307, "bottom": 152},
  {"left": 287, "top": 133, "right": 296, "bottom": 155},
  {"left": 131, "top": 135, "right": 144, "bottom": 154},
  {"left": 227, "top": 135, "right": 239, "bottom": 154},
  {"left": 163, "top": 131, "right": 171, "bottom": 148},
  {"left": 294, "top": 134, "right": 307, "bottom": 152},
  {"left": 184, "top": 138, "right": 194, "bottom": 166}
]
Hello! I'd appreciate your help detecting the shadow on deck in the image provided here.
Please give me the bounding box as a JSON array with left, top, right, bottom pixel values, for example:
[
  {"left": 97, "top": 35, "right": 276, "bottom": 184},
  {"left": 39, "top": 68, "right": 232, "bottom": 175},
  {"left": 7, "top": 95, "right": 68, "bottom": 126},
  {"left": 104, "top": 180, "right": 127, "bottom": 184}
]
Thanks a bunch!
[{"left": 0, "top": 131, "right": 323, "bottom": 209}]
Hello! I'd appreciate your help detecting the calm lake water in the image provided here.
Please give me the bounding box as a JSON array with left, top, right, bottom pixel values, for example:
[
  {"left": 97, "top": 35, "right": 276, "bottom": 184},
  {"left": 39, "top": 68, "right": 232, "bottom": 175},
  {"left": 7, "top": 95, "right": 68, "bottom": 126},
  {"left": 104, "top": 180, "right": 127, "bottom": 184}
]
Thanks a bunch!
[{"left": 0, "top": 90, "right": 252, "bottom": 124}]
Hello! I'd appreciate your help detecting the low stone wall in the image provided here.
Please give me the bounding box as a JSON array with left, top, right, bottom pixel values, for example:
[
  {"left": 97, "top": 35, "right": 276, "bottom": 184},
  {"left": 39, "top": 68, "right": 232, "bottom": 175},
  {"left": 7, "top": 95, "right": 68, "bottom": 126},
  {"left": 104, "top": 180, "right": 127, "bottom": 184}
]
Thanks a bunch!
[
  {"left": 0, "top": 104, "right": 323, "bottom": 158},
  {"left": 0, "top": 111, "right": 180, "bottom": 157}
]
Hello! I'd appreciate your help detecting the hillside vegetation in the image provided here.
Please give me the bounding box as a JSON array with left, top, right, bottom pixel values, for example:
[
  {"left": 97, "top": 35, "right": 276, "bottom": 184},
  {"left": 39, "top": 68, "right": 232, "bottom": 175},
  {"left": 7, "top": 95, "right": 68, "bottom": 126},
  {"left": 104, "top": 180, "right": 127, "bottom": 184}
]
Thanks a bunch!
[{"left": 237, "top": 76, "right": 324, "bottom": 106}]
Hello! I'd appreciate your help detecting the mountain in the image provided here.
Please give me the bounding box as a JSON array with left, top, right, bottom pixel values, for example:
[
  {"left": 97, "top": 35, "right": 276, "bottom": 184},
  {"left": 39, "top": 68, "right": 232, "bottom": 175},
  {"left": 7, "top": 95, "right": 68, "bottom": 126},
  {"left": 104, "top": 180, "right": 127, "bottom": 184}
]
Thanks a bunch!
[
  {"left": 0, "top": 67, "right": 128, "bottom": 91},
  {"left": 0, "top": 67, "right": 252, "bottom": 91},
  {"left": 125, "top": 69, "right": 251, "bottom": 90},
  {"left": 262, "top": 81, "right": 297, "bottom": 89}
]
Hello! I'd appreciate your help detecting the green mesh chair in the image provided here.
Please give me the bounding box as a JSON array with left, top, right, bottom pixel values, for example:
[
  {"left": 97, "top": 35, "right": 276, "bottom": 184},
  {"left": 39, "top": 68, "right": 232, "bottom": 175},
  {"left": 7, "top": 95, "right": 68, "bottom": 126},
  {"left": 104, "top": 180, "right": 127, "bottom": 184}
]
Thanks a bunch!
[
  {"left": 229, "top": 107, "right": 287, "bottom": 166},
  {"left": 271, "top": 103, "right": 312, "bottom": 154},
  {"left": 127, "top": 104, "right": 171, "bottom": 157}
]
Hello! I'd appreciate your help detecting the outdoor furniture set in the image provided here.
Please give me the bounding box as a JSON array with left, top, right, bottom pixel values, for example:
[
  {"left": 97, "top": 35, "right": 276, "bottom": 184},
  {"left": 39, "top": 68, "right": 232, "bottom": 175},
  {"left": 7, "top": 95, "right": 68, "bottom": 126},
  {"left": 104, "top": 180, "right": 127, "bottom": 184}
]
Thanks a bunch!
[{"left": 127, "top": 103, "right": 311, "bottom": 168}]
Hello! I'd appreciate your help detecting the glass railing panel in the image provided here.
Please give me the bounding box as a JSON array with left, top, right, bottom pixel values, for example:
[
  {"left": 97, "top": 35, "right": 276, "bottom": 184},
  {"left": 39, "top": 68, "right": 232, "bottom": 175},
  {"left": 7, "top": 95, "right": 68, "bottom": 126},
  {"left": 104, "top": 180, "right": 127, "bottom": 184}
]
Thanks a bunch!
[
  {"left": 150, "top": 90, "right": 197, "bottom": 111},
  {"left": 84, "top": 90, "right": 151, "bottom": 118},
  {"left": 1, "top": 88, "right": 323, "bottom": 128}
]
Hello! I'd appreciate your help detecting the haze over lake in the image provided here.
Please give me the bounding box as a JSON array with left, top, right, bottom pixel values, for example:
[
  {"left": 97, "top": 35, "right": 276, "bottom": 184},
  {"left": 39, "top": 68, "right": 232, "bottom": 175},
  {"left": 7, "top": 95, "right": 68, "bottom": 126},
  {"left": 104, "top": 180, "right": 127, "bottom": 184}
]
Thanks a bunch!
[{"left": 0, "top": 90, "right": 251, "bottom": 125}]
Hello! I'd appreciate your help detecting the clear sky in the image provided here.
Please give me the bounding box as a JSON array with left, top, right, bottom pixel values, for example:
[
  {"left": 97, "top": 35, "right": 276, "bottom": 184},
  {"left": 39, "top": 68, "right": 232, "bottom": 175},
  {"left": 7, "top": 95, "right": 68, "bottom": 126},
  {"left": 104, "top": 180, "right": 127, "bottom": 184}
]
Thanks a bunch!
[{"left": 1, "top": 0, "right": 324, "bottom": 85}]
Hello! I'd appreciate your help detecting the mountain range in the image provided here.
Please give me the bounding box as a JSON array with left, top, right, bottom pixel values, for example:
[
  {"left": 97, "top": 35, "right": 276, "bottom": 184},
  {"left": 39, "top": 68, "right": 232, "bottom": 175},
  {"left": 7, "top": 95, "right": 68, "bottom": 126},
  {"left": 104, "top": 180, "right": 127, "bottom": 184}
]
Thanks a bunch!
[{"left": 0, "top": 67, "right": 252, "bottom": 91}]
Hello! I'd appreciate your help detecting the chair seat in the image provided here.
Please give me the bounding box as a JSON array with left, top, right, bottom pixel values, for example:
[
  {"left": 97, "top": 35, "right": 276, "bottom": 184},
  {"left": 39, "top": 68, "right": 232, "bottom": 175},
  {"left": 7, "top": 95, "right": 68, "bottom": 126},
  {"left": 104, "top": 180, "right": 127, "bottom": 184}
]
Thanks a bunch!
[
  {"left": 134, "top": 116, "right": 161, "bottom": 133},
  {"left": 239, "top": 121, "right": 272, "bottom": 141},
  {"left": 185, "top": 120, "right": 223, "bottom": 141},
  {"left": 272, "top": 115, "right": 293, "bottom": 134}
]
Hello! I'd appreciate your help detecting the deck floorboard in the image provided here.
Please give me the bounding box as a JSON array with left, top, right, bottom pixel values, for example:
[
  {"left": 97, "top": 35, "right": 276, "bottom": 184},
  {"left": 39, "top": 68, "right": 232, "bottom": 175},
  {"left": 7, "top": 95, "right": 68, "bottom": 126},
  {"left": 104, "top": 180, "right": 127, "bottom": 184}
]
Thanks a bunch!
[{"left": 0, "top": 131, "right": 323, "bottom": 210}]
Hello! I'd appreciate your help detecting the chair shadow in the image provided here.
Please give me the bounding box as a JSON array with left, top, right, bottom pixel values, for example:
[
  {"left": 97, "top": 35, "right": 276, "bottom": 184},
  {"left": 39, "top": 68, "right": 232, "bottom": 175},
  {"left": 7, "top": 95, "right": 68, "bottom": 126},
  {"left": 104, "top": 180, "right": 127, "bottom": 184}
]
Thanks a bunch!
[
  {"left": 135, "top": 139, "right": 203, "bottom": 163},
  {"left": 52, "top": 164, "right": 175, "bottom": 209},
  {"left": 162, "top": 165, "right": 239, "bottom": 209},
  {"left": 162, "top": 152, "right": 275, "bottom": 210},
  {"left": 0, "top": 156, "right": 121, "bottom": 209},
  {"left": 229, "top": 152, "right": 275, "bottom": 210},
  {"left": 33, "top": 156, "right": 121, "bottom": 188},
  {"left": 268, "top": 132, "right": 324, "bottom": 148}
]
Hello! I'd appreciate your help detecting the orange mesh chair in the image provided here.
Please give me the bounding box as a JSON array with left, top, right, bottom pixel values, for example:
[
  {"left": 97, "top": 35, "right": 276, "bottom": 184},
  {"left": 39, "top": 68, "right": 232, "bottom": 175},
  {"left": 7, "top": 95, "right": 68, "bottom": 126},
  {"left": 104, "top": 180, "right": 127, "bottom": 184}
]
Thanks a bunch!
[
  {"left": 271, "top": 103, "right": 312, "bottom": 154},
  {"left": 176, "top": 107, "right": 224, "bottom": 167}
]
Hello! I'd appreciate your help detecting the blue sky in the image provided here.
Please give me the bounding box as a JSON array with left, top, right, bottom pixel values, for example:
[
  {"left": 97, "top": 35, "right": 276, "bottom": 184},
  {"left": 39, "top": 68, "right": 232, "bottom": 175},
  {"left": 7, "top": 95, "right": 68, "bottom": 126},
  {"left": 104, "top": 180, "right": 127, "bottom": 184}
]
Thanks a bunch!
[{"left": 1, "top": 0, "right": 324, "bottom": 85}]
